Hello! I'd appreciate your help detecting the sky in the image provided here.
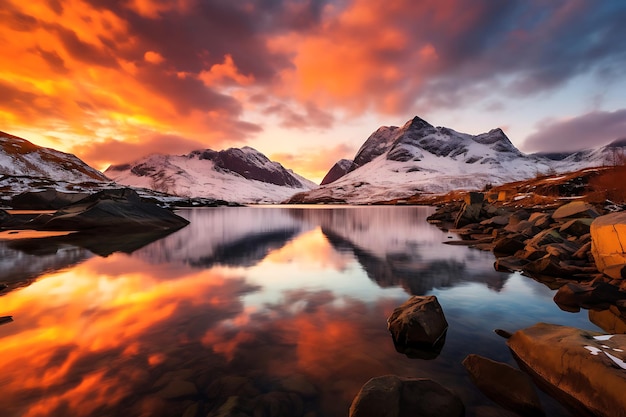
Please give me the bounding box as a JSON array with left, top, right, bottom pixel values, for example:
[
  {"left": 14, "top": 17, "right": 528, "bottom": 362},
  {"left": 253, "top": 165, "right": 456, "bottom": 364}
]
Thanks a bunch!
[{"left": 1, "top": 0, "right": 626, "bottom": 183}]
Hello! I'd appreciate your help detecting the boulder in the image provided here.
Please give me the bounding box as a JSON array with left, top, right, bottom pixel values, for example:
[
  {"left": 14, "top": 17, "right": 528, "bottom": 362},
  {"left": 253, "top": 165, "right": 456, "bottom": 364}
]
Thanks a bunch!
[
  {"left": 454, "top": 193, "right": 484, "bottom": 228},
  {"left": 528, "top": 212, "right": 552, "bottom": 229},
  {"left": 387, "top": 296, "right": 448, "bottom": 353},
  {"left": 507, "top": 323, "right": 626, "bottom": 417},
  {"left": 559, "top": 218, "right": 593, "bottom": 237},
  {"left": 9, "top": 188, "right": 90, "bottom": 210},
  {"left": 494, "top": 256, "right": 529, "bottom": 273},
  {"left": 349, "top": 375, "right": 464, "bottom": 417},
  {"left": 552, "top": 201, "right": 600, "bottom": 220},
  {"left": 589, "top": 306, "right": 626, "bottom": 334},
  {"left": 462, "top": 354, "right": 544, "bottom": 417},
  {"left": 522, "top": 255, "right": 569, "bottom": 277},
  {"left": 525, "top": 228, "right": 564, "bottom": 249},
  {"left": 31, "top": 188, "right": 189, "bottom": 232},
  {"left": 554, "top": 282, "right": 626, "bottom": 312},
  {"left": 590, "top": 212, "right": 626, "bottom": 279},
  {"left": 493, "top": 236, "right": 526, "bottom": 257}
]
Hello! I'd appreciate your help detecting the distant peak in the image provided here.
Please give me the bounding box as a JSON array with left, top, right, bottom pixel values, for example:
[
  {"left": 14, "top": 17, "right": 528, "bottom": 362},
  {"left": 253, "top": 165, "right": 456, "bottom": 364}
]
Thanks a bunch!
[
  {"left": 402, "top": 116, "right": 433, "bottom": 131},
  {"left": 607, "top": 137, "right": 626, "bottom": 148}
]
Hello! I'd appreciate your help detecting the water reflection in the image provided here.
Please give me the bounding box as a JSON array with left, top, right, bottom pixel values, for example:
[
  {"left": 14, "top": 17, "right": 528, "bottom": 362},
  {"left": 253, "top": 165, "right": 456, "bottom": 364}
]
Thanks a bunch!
[{"left": 0, "top": 206, "right": 599, "bottom": 417}]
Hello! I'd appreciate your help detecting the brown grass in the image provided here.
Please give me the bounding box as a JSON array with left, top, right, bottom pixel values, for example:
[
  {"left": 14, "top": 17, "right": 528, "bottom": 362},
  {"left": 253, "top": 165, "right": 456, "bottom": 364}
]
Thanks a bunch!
[{"left": 589, "top": 165, "right": 626, "bottom": 203}]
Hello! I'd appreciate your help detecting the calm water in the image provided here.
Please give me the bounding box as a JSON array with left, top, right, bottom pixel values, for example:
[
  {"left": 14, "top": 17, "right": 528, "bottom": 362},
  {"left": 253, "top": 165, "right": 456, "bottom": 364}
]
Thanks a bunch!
[{"left": 0, "top": 206, "right": 601, "bottom": 417}]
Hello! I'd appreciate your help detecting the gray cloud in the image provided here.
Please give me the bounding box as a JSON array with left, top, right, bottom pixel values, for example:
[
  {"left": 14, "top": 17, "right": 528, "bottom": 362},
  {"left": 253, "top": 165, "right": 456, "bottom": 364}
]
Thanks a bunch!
[{"left": 521, "top": 109, "right": 626, "bottom": 152}]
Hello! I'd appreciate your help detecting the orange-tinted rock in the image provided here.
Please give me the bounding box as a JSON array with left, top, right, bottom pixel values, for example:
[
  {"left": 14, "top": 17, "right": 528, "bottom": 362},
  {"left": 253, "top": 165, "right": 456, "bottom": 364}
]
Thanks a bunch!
[
  {"left": 462, "top": 354, "right": 544, "bottom": 417},
  {"left": 507, "top": 323, "right": 626, "bottom": 417},
  {"left": 590, "top": 212, "right": 626, "bottom": 279}
]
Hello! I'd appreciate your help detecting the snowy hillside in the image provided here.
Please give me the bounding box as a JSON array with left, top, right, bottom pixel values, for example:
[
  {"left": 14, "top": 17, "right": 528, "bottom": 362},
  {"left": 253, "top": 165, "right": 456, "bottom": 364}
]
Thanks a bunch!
[
  {"left": 105, "top": 146, "right": 317, "bottom": 204},
  {"left": 289, "top": 116, "right": 626, "bottom": 204},
  {"left": 0, "top": 131, "right": 108, "bottom": 183}
]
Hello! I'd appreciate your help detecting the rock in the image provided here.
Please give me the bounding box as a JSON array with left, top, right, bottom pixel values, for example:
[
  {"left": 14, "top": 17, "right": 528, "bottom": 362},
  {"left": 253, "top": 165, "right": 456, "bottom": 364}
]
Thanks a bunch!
[
  {"left": 522, "top": 255, "right": 569, "bottom": 277},
  {"left": 279, "top": 374, "right": 317, "bottom": 398},
  {"left": 589, "top": 306, "right": 626, "bottom": 334},
  {"left": 504, "top": 220, "right": 539, "bottom": 236},
  {"left": 454, "top": 192, "right": 484, "bottom": 228},
  {"left": 508, "top": 210, "right": 530, "bottom": 226},
  {"left": 9, "top": 188, "right": 90, "bottom": 210},
  {"left": 590, "top": 212, "right": 626, "bottom": 279},
  {"left": 525, "top": 228, "right": 564, "bottom": 249},
  {"left": 181, "top": 403, "right": 200, "bottom": 417},
  {"left": 494, "top": 256, "right": 529, "bottom": 273},
  {"left": 554, "top": 282, "right": 626, "bottom": 311},
  {"left": 254, "top": 392, "right": 303, "bottom": 417},
  {"left": 507, "top": 323, "right": 626, "bottom": 417},
  {"left": 493, "top": 236, "right": 527, "bottom": 257},
  {"left": 157, "top": 379, "right": 198, "bottom": 400},
  {"left": 348, "top": 375, "right": 464, "bottom": 417},
  {"left": 33, "top": 188, "right": 189, "bottom": 232},
  {"left": 559, "top": 218, "right": 593, "bottom": 237},
  {"left": 552, "top": 201, "right": 600, "bottom": 220},
  {"left": 207, "top": 396, "right": 252, "bottom": 417},
  {"left": 528, "top": 212, "right": 552, "bottom": 229},
  {"left": 206, "top": 376, "right": 260, "bottom": 400},
  {"left": 462, "top": 354, "right": 544, "bottom": 417},
  {"left": 387, "top": 296, "right": 448, "bottom": 353},
  {"left": 480, "top": 215, "right": 510, "bottom": 227},
  {"left": 572, "top": 241, "right": 592, "bottom": 260}
]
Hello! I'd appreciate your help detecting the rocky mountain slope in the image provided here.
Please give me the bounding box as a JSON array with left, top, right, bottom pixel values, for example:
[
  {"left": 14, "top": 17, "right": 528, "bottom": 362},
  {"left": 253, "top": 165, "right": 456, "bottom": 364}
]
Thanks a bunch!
[
  {"left": 105, "top": 146, "right": 317, "bottom": 204},
  {"left": 0, "top": 132, "right": 108, "bottom": 182},
  {"left": 289, "top": 116, "right": 626, "bottom": 204}
]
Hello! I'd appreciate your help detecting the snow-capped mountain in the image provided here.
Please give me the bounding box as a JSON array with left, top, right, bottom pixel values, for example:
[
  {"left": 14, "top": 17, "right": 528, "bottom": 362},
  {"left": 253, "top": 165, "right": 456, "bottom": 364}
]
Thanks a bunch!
[
  {"left": 289, "top": 116, "right": 626, "bottom": 204},
  {"left": 105, "top": 147, "right": 317, "bottom": 204},
  {"left": 0, "top": 131, "right": 108, "bottom": 183}
]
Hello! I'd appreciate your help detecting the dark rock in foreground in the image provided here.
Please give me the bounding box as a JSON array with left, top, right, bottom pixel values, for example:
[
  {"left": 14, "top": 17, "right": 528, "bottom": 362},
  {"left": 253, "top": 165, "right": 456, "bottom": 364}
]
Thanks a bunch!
[
  {"left": 349, "top": 375, "right": 464, "bottom": 417},
  {"left": 507, "top": 323, "right": 626, "bottom": 417},
  {"left": 387, "top": 295, "right": 448, "bottom": 358},
  {"left": 462, "top": 354, "right": 544, "bottom": 417},
  {"left": 29, "top": 188, "right": 189, "bottom": 232},
  {"left": 10, "top": 188, "right": 90, "bottom": 210}
]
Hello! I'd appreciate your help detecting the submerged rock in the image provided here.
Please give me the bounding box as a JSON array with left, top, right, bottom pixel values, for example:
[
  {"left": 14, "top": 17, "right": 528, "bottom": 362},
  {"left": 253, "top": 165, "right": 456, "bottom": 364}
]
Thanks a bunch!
[
  {"left": 30, "top": 188, "right": 189, "bottom": 232},
  {"left": 462, "top": 354, "right": 544, "bottom": 417},
  {"left": 349, "top": 375, "right": 464, "bottom": 417},
  {"left": 387, "top": 295, "right": 448, "bottom": 357},
  {"left": 507, "top": 323, "right": 626, "bottom": 417}
]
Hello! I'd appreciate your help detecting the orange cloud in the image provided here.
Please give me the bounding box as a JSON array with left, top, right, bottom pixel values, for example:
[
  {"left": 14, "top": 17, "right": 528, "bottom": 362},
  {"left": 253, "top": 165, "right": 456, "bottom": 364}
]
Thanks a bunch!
[
  {"left": 271, "top": 143, "right": 354, "bottom": 184},
  {"left": 143, "top": 50, "right": 165, "bottom": 64},
  {"left": 199, "top": 54, "right": 255, "bottom": 86}
]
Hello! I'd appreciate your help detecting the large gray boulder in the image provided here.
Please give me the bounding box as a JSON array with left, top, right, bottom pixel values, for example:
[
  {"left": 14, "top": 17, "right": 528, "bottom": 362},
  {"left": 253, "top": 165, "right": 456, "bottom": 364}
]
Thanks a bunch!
[
  {"left": 387, "top": 295, "right": 448, "bottom": 355},
  {"left": 32, "top": 188, "right": 189, "bottom": 232},
  {"left": 507, "top": 323, "right": 626, "bottom": 417},
  {"left": 349, "top": 375, "right": 464, "bottom": 417},
  {"left": 591, "top": 212, "right": 626, "bottom": 279}
]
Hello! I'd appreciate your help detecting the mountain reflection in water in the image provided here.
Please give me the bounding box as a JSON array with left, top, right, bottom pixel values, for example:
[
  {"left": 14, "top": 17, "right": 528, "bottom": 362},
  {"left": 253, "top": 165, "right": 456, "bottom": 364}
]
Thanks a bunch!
[{"left": 0, "top": 206, "right": 600, "bottom": 417}]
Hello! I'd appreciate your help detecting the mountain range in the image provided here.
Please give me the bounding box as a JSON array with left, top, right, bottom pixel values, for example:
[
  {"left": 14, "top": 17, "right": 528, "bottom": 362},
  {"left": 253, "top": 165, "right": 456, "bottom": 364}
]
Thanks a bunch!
[
  {"left": 1, "top": 117, "right": 624, "bottom": 205},
  {"left": 289, "top": 116, "right": 625, "bottom": 204}
]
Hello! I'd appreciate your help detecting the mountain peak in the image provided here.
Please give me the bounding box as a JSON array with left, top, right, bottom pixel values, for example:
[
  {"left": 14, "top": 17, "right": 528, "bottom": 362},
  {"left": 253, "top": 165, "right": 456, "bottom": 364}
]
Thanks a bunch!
[{"left": 402, "top": 116, "right": 433, "bottom": 132}]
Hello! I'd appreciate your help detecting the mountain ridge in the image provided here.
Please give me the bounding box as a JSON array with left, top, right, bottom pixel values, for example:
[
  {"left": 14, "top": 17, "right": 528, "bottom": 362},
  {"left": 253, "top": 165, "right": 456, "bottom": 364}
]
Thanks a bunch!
[{"left": 289, "top": 116, "right": 626, "bottom": 204}]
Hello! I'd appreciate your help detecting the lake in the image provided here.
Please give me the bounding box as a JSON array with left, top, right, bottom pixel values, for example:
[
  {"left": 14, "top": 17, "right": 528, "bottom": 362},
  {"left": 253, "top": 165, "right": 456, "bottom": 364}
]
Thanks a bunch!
[{"left": 0, "top": 206, "right": 601, "bottom": 417}]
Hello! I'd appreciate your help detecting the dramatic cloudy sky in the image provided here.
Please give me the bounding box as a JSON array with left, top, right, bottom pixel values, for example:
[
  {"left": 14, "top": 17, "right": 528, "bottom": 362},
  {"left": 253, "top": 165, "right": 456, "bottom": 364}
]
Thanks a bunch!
[{"left": 2, "top": 0, "right": 625, "bottom": 182}]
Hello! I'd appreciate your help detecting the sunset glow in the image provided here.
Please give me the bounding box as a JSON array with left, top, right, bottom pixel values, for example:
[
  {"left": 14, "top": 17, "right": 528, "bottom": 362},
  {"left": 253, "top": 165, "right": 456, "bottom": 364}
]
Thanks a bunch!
[{"left": 1, "top": 0, "right": 625, "bottom": 182}]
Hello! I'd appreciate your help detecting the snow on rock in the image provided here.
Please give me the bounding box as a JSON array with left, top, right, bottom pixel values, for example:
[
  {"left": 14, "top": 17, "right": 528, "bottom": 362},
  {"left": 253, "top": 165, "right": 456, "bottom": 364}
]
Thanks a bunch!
[
  {"left": 290, "top": 116, "right": 626, "bottom": 204},
  {"left": 0, "top": 131, "right": 108, "bottom": 183},
  {"left": 105, "top": 147, "right": 316, "bottom": 204}
]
